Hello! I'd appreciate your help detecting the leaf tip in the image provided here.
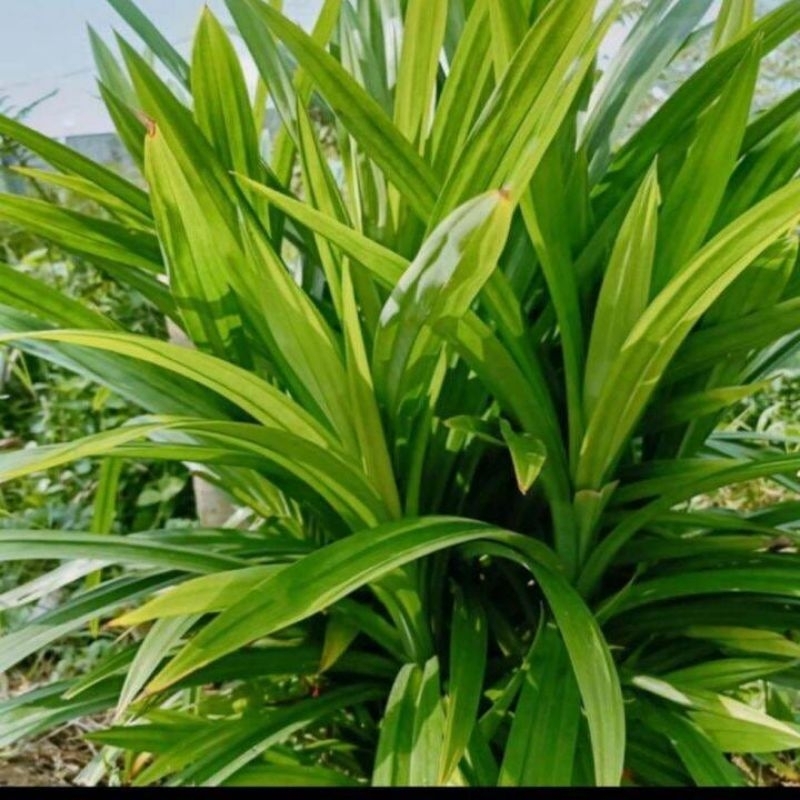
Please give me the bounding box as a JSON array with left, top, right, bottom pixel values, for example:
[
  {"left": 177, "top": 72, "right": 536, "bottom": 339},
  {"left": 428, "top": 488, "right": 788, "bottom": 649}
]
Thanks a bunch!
[{"left": 136, "top": 111, "right": 157, "bottom": 138}]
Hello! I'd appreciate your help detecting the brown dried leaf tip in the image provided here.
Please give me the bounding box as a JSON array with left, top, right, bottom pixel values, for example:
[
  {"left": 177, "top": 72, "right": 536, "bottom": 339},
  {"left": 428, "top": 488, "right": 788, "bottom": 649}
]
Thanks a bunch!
[{"left": 135, "top": 110, "right": 157, "bottom": 138}]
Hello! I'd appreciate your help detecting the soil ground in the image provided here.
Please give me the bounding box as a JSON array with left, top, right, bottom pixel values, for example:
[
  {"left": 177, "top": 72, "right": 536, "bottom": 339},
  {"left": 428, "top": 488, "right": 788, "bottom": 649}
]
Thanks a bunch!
[
  {"left": 0, "top": 671, "right": 102, "bottom": 787},
  {"left": 0, "top": 725, "right": 97, "bottom": 786}
]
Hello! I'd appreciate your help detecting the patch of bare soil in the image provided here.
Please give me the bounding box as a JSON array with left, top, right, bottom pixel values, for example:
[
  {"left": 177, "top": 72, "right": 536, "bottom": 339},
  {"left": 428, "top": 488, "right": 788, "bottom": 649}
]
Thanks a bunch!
[
  {"left": 0, "top": 724, "right": 98, "bottom": 787},
  {"left": 1, "top": 671, "right": 104, "bottom": 787}
]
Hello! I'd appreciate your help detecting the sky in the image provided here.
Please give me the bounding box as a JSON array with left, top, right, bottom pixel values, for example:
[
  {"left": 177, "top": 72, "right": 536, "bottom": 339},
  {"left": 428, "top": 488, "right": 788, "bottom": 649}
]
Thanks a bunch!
[
  {"left": 0, "top": 0, "right": 322, "bottom": 138},
  {"left": 0, "top": 0, "right": 747, "bottom": 141}
]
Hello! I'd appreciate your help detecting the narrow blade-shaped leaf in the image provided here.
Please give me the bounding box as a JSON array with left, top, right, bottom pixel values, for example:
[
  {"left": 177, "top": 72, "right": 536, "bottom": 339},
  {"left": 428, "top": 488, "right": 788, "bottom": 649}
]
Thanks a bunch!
[
  {"left": 439, "top": 589, "right": 488, "bottom": 783},
  {"left": 584, "top": 164, "right": 660, "bottom": 415},
  {"left": 499, "top": 624, "right": 581, "bottom": 786}
]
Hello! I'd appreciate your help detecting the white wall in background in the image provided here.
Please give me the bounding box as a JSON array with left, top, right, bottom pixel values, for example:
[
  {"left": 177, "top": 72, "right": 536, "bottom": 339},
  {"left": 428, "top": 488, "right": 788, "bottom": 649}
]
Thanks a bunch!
[{"left": 0, "top": 0, "right": 322, "bottom": 137}]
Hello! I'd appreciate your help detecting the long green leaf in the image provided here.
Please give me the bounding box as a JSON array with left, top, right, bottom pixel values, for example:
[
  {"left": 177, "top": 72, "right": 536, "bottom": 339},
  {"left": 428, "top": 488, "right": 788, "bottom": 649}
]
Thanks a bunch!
[
  {"left": 637, "top": 701, "right": 745, "bottom": 786},
  {"left": 578, "top": 179, "right": 800, "bottom": 490},
  {"left": 373, "top": 191, "right": 512, "bottom": 420},
  {"left": 0, "top": 263, "right": 117, "bottom": 331},
  {"left": 0, "top": 194, "right": 161, "bottom": 273},
  {"left": 0, "top": 530, "right": 245, "bottom": 574},
  {"left": 439, "top": 588, "right": 487, "bottom": 783},
  {"left": 393, "top": 0, "right": 447, "bottom": 150},
  {"left": 429, "top": 0, "right": 493, "bottom": 175},
  {"left": 653, "top": 41, "right": 760, "bottom": 290},
  {"left": 191, "top": 8, "right": 264, "bottom": 189},
  {"left": 434, "top": 0, "right": 614, "bottom": 217},
  {"left": 0, "top": 113, "right": 150, "bottom": 215},
  {"left": 0, "top": 329, "right": 333, "bottom": 445},
  {"left": 711, "top": 0, "right": 754, "bottom": 53},
  {"left": 499, "top": 624, "right": 581, "bottom": 786},
  {"left": 10, "top": 166, "right": 152, "bottom": 229},
  {"left": 116, "top": 615, "right": 199, "bottom": 718},
  {"left": 227, "top": 0, "right": 439, "bottom": 221},
  {"left": 633, "top": 675, "right": 800, "bottom": 753},
  {"left": 108, "top": 0, "right": 191, "bottom": 88},
  {"left": 583, "top": 0, "right": 714, "bottom": 178},
  {"left": 584, "top": 164, "right": 660, "bottom": 415},
  {"left": 0, "top": 573, "right": 178, "bottom": 674},
  {"left": 598, "top": 0, "right": 800, "bottom": 206},
  {"left": 143, "top": 516, "right": 623, "bottom": 785}
]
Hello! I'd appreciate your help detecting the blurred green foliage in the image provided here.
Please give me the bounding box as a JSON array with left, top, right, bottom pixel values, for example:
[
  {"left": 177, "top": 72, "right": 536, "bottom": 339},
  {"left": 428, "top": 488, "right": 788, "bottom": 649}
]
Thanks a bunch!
[{"left": 0, "top": 224, "right": 195, "bottom": 649}]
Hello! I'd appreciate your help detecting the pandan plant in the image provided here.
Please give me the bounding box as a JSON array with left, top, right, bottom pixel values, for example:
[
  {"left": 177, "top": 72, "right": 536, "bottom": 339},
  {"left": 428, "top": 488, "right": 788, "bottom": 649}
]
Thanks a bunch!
[{"left": 1, "top": 0, "right": 800, "bottom": 787}]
